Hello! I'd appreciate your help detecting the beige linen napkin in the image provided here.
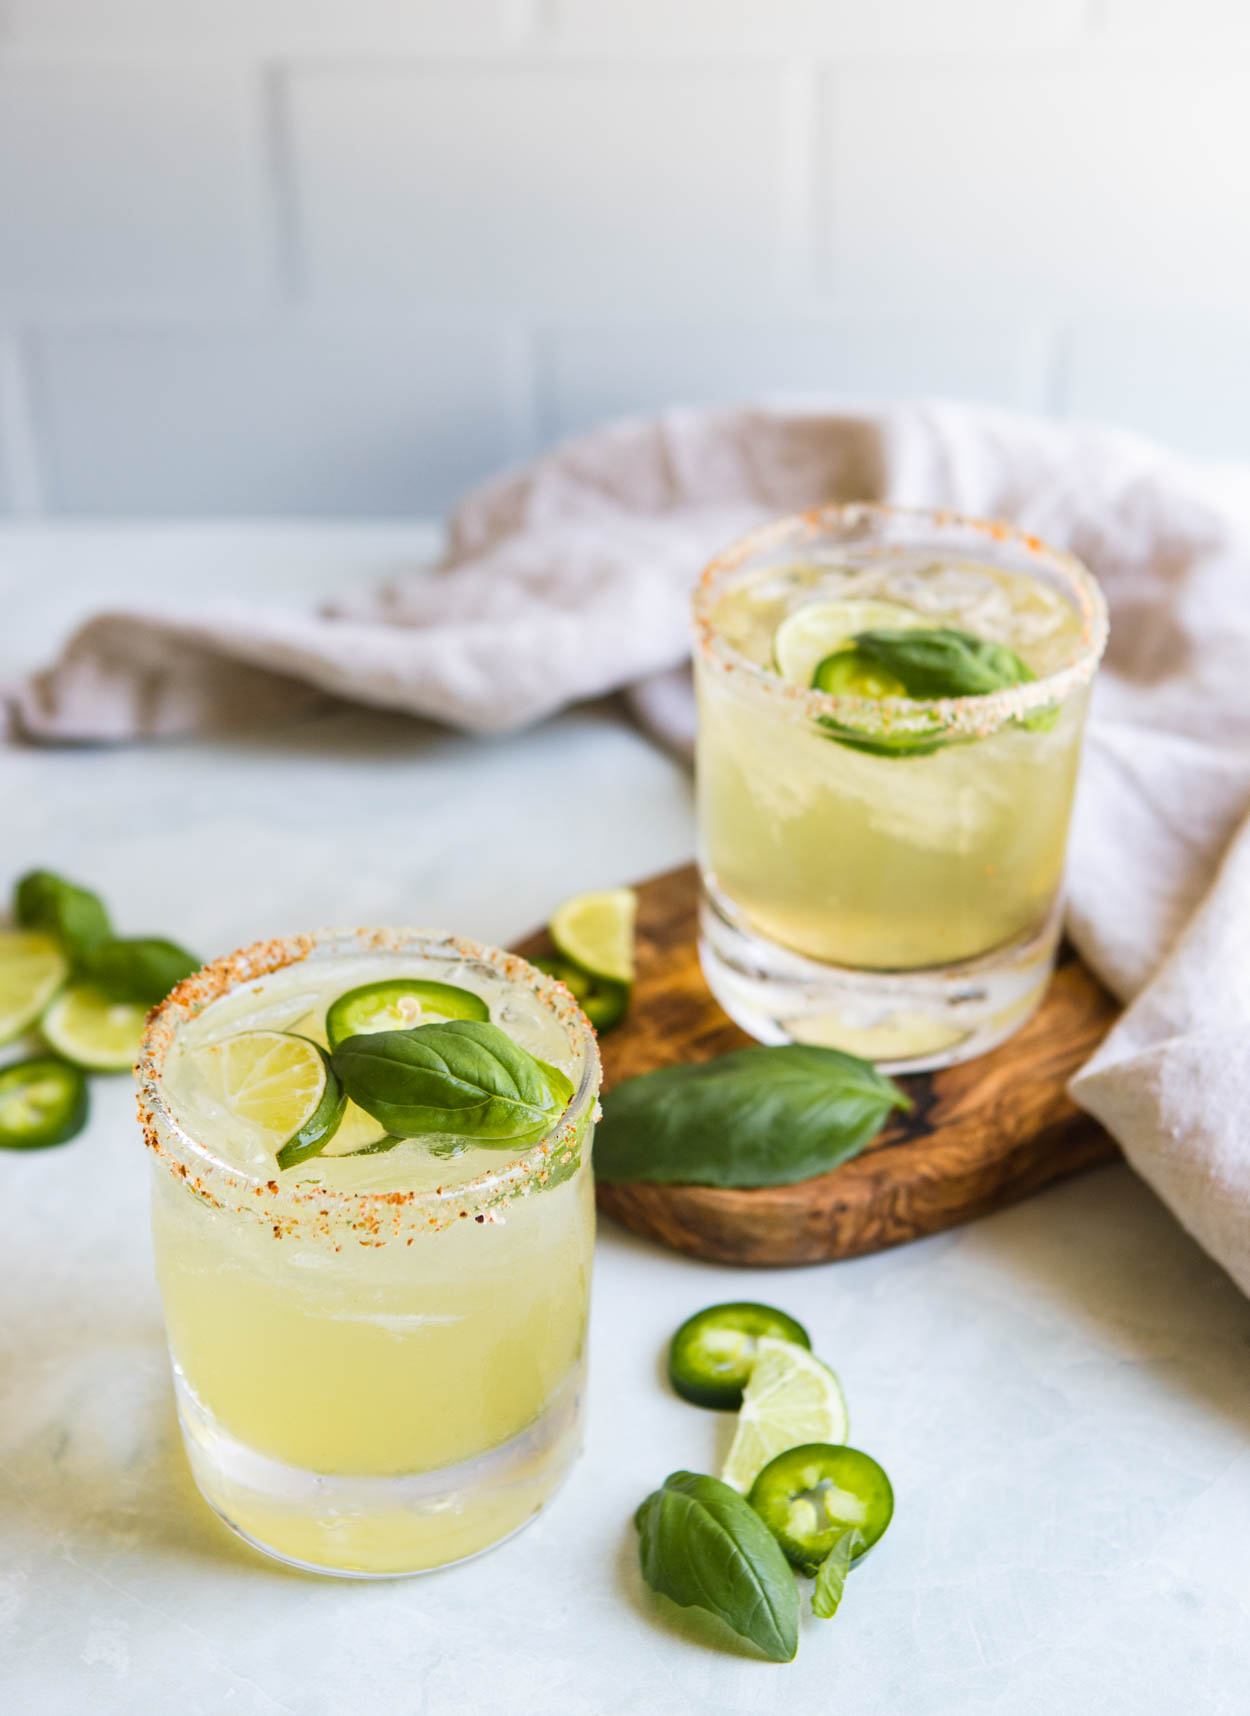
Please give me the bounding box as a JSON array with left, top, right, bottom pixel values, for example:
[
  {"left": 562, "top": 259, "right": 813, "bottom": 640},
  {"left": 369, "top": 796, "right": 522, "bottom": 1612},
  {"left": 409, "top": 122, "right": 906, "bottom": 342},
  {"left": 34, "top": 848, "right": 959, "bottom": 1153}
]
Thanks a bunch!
[{"left": 8, "top": 401, "right": 1250, "bottom": 1293}]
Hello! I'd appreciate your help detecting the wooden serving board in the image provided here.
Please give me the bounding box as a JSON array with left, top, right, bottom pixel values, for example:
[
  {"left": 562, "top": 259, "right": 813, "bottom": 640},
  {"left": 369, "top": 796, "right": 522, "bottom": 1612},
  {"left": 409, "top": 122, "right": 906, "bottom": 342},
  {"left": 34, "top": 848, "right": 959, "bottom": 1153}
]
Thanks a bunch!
[{"left": 514, "top": 863, "right": 1121, "bottom": 1268}]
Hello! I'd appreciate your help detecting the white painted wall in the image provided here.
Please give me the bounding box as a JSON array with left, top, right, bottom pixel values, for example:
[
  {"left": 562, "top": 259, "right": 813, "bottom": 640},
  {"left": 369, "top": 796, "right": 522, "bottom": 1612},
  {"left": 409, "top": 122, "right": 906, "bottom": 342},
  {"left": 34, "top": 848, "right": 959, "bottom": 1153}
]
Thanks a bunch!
[{"left": 0, "top": 1, "right": 1247, "bottom": 516}]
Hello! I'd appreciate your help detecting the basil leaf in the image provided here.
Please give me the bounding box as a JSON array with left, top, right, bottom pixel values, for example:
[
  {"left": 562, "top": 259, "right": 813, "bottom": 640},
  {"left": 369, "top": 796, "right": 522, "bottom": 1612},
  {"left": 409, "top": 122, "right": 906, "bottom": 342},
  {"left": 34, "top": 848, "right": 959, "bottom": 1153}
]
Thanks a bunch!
[
  {"left": 636, "top": 1472, "right": 798, "bottom": 1663},
  {"left": 594, "top": 1045, "right": 910, "bottom": 1187},
  {"left": 848, "top": 627, "right": 1035, "bottom": 699},
  {"left": 810, "top": 1527, "right": 862, "bottom": 1620},
  {"left": 80, "top": 936, "right": 200, "bottom": 1005},
  {"left": 815, "top": 627, "right": 1056, "bottom": 755},
  {"left": 331, "top": 1018, "right": 570, "bottom": 1144},
  {"left": 14, "top": 870, "right": 112, "bottom": 960}
]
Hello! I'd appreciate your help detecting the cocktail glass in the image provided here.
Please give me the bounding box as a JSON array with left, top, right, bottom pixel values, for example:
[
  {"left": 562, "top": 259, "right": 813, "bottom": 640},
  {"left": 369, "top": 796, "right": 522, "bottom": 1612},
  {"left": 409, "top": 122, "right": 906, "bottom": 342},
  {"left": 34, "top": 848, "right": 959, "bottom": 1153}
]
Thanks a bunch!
[
  {"left": 136, "top": 927, "right": 600, "bottom": 1576},
  {"left": 693, "top": 505, "right": 1108, "bottom": 1072}
]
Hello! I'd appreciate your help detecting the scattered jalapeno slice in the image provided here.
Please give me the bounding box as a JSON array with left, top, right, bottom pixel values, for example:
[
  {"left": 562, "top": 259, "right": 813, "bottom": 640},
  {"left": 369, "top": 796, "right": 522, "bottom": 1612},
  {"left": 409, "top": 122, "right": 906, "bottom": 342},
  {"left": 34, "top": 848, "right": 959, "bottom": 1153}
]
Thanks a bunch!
[
  {"left": 668, "top": 1301, "right": 811, "bottom": 1410},
  {"left": 0, "top": 1054, "right": 89, "bottom": 1149},
  {"left": 748, "top": 1443, "right": 893, "bottom": 1575},
  {"left": 530, "top": 954, "right": 629, "bottom": 1035}
]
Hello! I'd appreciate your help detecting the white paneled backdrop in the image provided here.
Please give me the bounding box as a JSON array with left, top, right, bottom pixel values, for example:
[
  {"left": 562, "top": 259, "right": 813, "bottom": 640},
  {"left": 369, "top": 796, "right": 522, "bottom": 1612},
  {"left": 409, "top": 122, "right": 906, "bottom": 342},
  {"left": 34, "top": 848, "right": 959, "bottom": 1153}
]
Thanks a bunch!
[{"left": 0, "top": 1, "right": 1248, "bottom": 516}]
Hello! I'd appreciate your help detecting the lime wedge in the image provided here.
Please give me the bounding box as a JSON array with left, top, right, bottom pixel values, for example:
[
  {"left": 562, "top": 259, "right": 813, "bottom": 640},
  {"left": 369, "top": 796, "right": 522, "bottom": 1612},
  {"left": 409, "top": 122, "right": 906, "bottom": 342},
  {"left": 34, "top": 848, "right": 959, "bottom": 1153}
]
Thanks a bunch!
[
  {"left": 0, "top": 930, "right": 69, "bottom": 1045},
  {"left": 319, "top": 1099, "right": 394, "bottom": 1158},
  {"left": 772, "top": 599, "right": 922, "bottom": 688},
  {"left": 549, "top": 888, "right": 636, "bottom": 985},
  {"left": 41, "top": 983, "right": 148, "bottom": 1072},
  {"left": 195, "top": 1030, "right": 345, "bottom": 1168},
  {"left": 721, "top": 1337, "right": 849, "bottom": 1494}
]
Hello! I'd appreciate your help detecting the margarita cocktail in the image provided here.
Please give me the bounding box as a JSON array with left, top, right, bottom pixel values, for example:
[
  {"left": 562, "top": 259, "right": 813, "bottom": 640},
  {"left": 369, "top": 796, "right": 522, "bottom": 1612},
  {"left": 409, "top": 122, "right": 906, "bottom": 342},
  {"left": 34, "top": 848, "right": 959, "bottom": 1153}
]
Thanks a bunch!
[
  {"left": 694, "top": 507, "right": 1107, "bottom": 1070},
  {"left": 137, "top": 929, "right": 599, "bottom": 1576}
]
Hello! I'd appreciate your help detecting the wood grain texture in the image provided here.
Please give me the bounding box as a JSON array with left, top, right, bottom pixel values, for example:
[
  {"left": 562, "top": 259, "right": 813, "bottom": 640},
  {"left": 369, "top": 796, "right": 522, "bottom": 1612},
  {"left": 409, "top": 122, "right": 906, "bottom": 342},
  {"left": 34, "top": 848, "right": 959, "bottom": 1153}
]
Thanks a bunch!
[{"left": 514, "top": 863, "right": 1121, "bottom": 1267}]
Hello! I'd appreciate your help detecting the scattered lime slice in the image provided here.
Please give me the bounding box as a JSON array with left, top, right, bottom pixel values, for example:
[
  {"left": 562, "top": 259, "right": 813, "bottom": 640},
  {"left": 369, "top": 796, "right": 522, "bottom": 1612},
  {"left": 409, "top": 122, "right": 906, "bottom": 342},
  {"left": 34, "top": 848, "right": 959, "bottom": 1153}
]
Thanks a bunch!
[
  {"left": 0, "top": 1055, "right": 89, "bottom": 1149},
  {"left": 325, "top": 978, "right": 488, "bottom": 1050},
  {"left": 41, "top": 983, "right": 148, "bottom": 1072},
  {"left": 721, "top": 1337, "right": 849, "bottom": 1495},
  {"left": 772, "top": 599, "right": 922, "bottom": 689},
  {"left": 0, "top": 930, "right": 69, "bottom": 1045},
  {"left": 549, "top": 888, "right": 636, "bottom": 985},
  {"left": 195, "top": 1030, "right": 345, "bottom": 1168}
]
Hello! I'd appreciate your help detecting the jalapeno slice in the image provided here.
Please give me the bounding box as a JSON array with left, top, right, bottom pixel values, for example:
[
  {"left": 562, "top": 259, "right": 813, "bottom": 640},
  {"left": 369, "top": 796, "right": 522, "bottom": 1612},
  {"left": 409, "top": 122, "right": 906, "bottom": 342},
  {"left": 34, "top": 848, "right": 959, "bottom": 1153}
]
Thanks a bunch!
[
  {"left": 530, "top": 955, "right": 629, "bottom": 1035},
  {"left": 325, "top": 979, "right": 488, "bottom": 1049},
  {"left": 668, "top": 1301, "right": 811, "bottom": 1410},
  {"left": 748, "top": 1443, "right": 893, "bottom": 1575},
  {"left": 0, "top": 1054, "right": 89, "bottom": 1149}
]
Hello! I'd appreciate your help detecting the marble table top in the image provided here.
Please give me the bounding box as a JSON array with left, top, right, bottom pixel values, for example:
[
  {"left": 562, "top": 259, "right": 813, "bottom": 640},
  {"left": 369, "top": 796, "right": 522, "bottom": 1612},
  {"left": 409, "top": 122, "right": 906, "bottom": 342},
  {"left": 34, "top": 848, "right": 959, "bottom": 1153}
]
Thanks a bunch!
[{"left": 2, "top": 525, "right": 1249, "bottom": 1716}]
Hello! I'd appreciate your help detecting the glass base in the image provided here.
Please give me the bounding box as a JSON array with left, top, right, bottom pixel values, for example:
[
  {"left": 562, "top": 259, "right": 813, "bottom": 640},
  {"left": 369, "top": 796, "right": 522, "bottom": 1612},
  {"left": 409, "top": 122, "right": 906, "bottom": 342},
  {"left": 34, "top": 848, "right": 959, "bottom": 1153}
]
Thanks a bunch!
[
  {"left": 698, "top": 884, "right": 1061, "bottom": 1074},
  {"left": 173, "top": 1360, "right": 584, "bottom": 1578}
]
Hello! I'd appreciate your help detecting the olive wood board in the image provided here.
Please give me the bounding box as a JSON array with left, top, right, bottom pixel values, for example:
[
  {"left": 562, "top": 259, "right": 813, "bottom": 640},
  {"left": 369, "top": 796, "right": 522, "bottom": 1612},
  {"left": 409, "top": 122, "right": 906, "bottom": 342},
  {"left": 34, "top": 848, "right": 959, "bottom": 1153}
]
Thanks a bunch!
[{"left": 514, "top": 862, "right": 1121, "bottom": 1268}]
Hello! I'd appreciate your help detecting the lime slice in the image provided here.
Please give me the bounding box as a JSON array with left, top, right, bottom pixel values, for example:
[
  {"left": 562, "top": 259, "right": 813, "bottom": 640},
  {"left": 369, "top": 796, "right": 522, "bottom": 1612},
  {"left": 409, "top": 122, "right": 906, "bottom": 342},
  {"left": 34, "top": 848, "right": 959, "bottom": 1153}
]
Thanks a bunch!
[
  {"left": 319, "top": 1099, "right": 395, "bottom": 1158},
  {"left": 0, "top": 930, "right": 69, "bottom": 1045},
  {"left": 549, "top": 888, "right": 636, "bottom": 985},
  {"left": 41, "top": 983, "right": 148, "bottom": 1072},
  {"left": 195, "top": 1030, "right": 345, "bottom": 1168},
  {"left": 721, "top": 1337, "right": 849, "bottom": 1494},
  {"left": 772, "top": 599, "right": 922, "bottom": 688}
]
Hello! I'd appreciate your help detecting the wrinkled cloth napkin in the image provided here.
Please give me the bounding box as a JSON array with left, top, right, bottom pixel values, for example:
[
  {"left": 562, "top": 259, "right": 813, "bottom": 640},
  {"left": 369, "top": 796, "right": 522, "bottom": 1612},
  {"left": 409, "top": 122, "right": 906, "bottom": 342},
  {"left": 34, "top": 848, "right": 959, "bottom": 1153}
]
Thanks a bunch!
[{"left": 9, "top": 402, "right": 1250, "bottom": 1295}]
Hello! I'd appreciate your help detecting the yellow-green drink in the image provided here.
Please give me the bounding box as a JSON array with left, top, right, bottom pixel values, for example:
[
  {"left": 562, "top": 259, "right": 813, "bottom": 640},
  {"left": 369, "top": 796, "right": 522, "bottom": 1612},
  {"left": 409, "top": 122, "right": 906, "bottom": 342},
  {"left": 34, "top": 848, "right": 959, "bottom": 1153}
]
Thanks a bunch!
[
  {"left": 694, "top": 507, "right": 1107, "bottom": 1070},
  {"left": 137, "top": 929, "right": 599, "bottom": 1576}
]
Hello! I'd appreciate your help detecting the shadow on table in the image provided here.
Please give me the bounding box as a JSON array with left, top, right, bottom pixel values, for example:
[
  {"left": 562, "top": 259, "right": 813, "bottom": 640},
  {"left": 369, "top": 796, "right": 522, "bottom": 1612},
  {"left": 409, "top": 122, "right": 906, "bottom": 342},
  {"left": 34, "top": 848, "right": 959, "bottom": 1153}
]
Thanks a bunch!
[{"left": 0, "top": 1311, "right": 309, "bottom": 1582}]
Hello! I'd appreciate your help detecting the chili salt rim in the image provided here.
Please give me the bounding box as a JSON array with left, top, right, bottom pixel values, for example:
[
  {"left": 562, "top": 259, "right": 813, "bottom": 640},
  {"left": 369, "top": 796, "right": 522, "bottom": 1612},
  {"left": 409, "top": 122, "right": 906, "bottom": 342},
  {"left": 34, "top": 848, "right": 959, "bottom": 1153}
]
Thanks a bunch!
[
  {"left": 135, "top": 926, "right": 601, "bottom": 1245},
  {"left": 692, "top": 502, "right": 1109, "bottom": 740}
]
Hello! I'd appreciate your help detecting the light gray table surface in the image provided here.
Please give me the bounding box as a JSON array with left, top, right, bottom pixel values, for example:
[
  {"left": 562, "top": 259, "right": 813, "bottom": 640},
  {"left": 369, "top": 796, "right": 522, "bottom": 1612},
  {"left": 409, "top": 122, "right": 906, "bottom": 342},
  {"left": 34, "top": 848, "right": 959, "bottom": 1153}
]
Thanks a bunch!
[{"left": 2, "top": 525, "right": 1248, "bottom": 1716}]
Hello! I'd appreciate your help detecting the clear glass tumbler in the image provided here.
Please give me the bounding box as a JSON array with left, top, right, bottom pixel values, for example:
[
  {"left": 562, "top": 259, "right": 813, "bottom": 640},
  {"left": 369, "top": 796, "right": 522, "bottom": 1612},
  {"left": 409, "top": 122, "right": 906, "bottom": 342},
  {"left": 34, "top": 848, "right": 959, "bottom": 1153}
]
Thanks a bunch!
[
  {"left": 136, "top": 927, "right": 600, "bottom": 1577},
  {"left": 693, "top": 505, "right": 1108, "bottom": 1072}
]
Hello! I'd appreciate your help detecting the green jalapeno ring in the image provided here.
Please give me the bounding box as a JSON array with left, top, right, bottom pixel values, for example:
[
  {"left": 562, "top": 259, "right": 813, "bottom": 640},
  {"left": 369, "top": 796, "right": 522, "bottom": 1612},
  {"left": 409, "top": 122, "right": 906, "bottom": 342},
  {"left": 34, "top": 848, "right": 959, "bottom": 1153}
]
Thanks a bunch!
[{"left": 748, "top": 1442, "right": 893, "bottom": 1576}]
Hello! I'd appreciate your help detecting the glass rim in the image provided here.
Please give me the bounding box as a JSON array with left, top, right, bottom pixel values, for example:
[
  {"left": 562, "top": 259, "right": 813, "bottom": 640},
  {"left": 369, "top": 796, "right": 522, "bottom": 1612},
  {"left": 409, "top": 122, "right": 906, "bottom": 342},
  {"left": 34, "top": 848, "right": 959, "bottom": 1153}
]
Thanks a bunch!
[
  {"left": 692, "top": 502, "right": 1109, "bottom": 739},
  {"left": 136, "top": 925, "right": 602, "bottom": 1244}
]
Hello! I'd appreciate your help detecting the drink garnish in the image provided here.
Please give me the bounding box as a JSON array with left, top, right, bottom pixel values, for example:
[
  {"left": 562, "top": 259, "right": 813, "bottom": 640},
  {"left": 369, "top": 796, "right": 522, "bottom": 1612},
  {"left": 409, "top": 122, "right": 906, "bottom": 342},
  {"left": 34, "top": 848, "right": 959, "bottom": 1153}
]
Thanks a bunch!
[
  {"left": 325, "top": 978, "right": 488, "bottom": 1049},
  {"left": 331, "top": 1017, "right": 573, "bottom": 1146}
]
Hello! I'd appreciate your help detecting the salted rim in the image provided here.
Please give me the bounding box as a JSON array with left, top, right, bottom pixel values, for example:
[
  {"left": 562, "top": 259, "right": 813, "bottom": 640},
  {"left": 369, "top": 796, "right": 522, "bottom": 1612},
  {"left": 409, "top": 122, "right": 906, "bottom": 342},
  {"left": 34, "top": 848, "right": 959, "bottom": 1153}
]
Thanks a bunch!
[
  {"left": 135, "top": 926, "right": 601, "bottom": 1245},
  {"left": 692, "top": 503, "right": 1109, "bottom": 740}
]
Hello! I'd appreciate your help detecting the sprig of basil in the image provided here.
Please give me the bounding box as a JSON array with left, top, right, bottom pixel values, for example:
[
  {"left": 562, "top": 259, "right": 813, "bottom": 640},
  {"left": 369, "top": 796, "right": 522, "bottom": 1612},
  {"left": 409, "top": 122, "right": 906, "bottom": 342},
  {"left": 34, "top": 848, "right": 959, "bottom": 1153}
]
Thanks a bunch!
[
  {"left": 80, "top": 937, "right": 200, "bottom": 1005},
  {"left": 814, "top": 626, "right": 1057, "bottom": 756},
  {"left": 844, "top": 627, "right": 1035, "bottom": 699},
  {"left": 810, "top": 1527, "right": 862, "bottom": 1620},
  {"left": 635, "top": 1472, "right": 798, "bottom": 1663},
  {"left": 331, "top": 1019, "right": 574, "bottom": 1144},
  {"left": 14, "top": 870, "right": 113, "bottom": 960},
  {"left": 593, "top": 1045, "right": 910, "bottom": 1188}
]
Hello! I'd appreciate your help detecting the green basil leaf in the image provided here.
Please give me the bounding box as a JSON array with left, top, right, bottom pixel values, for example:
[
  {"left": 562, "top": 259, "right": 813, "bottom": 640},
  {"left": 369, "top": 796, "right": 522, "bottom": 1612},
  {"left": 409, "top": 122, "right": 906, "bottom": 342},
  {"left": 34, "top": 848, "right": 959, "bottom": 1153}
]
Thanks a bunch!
[
  {"left": 810, "top": 1527, "right": 862, "bottom": 1621},
  {"left": 636, "top": 1472, "right": 798, "bottom": 1663},
  {"left": 848, "top": 627, "right": 1035, "bottom": 699},
  {"left": 594, "top": 1044, "right": 911, "bottom": 1187},
  {"left": 80, "top": 936, "right": 200, "bottom": 1005},
  {"left": 331, "top": 1018, "right": 570, "bottom": 1144},
  {"left": 14, "top": 870, "right": 112, "bottom": 960}
]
